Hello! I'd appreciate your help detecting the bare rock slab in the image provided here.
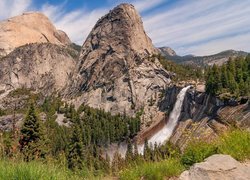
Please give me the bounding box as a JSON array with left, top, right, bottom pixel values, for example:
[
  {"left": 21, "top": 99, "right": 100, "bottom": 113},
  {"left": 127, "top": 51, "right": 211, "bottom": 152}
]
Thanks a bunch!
[{"left": 179, "top": 154, "right": 250, "bottom": 180}]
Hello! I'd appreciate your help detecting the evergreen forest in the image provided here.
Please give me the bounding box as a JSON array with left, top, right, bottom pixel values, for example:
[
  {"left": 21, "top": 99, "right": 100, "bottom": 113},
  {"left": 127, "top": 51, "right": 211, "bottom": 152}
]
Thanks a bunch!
[{"left": 205, "top": 55, "right": 250, "bottom": 97}]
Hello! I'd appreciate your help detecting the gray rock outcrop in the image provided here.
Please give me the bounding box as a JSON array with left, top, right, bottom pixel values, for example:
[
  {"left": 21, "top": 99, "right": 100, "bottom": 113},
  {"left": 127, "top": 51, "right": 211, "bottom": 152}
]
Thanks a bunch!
[
  {"left": 158, "top": 47, "right": 177, "bottom": 56},
  {"left": 68, "top": 4, "right": 171, "bottom": 126},
  {"left": 0, "top": 114, "right": 23, "bottom": 131},
  {"left": 0, "top": 43, "right": 77, "bottom": 96},
  {"left": 180, "top": 154, "right": 250, "bottom": 180}
]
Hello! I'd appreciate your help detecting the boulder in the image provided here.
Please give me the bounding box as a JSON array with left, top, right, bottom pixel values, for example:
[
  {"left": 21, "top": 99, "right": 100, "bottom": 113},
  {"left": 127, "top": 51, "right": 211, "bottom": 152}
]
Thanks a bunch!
[{"left": 179, "top": 154, "right": 250, "bottom": 180}]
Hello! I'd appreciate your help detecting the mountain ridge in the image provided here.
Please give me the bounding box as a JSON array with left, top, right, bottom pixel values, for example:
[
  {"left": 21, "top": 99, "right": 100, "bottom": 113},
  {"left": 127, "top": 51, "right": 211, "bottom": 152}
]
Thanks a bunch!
[{"left": 159, "top": 47, "right": 249, "bottom": 66}]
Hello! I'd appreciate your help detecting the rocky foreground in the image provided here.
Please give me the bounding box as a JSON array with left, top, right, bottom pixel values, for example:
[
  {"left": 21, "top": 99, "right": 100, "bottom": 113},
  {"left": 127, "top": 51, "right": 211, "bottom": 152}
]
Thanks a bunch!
[{"left": 179, "top": 154, "right": 250, "bottom": 180}]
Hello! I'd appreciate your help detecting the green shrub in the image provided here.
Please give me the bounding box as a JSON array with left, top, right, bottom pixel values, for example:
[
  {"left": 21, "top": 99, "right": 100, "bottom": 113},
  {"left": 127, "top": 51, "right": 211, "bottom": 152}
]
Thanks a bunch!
[
  {"left": 0, "top": 108, "right": 6, "bottom": 116},
  {"left": 119, "top": 158, "right": 184, "bottom": 180},
  {"left": 0, "top": 160, "right": 81, "bottom": 180},
  {"left": 9, "top": 88, "right": 31, "bottom": 97},
  {"left": 181, "top": 141, "right": 217, "bottom": 167},
  {"left": 217, "top": 129, "right": 250, "bottom": 161},
  {"left": 181, "top": 129, "right": 250, "bottom": 167}
]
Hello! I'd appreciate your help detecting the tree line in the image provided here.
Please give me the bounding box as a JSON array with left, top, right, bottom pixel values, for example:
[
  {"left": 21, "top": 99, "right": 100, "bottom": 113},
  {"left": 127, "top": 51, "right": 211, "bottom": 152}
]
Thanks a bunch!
[
  {"left": 0, "top": 96, "right": 180, "bottom": 175},
  {"left": 206, "top": 55, "right": 250, "bottom": 97},
  {"left": 155, "top": 54, "right": 204, "bottom": 81},
  {"left": 0, "top": 97, "right": 142, "bottom": 175}
]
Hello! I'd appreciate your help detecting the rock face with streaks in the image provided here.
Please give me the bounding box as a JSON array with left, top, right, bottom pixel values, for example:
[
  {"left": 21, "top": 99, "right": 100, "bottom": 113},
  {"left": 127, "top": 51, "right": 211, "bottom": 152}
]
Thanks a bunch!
[
  {"left": 158, "top": 86, "right": 249, "bottom": 150},
  {"left": 0, "top": 12, "right": 71, "bottom": 56},
  {"left": 0, "top": 43, "right": 77, "bottom": 96},
  {"left": 68, "top": 4, "right": 171, "bottom": 125}
]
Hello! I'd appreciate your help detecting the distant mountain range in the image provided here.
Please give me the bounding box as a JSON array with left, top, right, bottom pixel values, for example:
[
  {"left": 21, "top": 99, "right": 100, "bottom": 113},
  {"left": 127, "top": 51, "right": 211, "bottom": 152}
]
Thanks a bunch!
[{"left": 159, "top": 47, "right": 249, "bottom": 67}]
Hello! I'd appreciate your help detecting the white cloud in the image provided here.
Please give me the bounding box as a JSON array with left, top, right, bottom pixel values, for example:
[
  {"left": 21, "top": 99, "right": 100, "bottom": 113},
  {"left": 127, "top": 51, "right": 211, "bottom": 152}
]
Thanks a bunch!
[
  {"left": 0, "top": 0, "right": 32, "bottom": 20},
  {"left": 54, "top": 8, "right": 108, "bottom": 45},
  {"left": 106, "top": 0, "right": 166, "bottom": 12},
  {"left": 10, "top": 0, "right": 32, "bottom": 17},
  {"left": 133, "top": 0, "right": 166, "bottom": 12},
  {"left": 143, "top": 0, "right": 250, "bottom": 55},
  {"left": 179, "top": 32, "right": 250, "bottom": 56},
  {"left": 38, "top": 2, "right": 107, "bottom": 45}
]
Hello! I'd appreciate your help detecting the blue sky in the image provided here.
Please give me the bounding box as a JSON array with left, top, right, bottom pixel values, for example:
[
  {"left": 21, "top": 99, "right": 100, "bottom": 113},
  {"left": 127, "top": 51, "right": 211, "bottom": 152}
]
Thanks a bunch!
[{"left": 0, "top": 0, "right": 250, "bottom": 56}]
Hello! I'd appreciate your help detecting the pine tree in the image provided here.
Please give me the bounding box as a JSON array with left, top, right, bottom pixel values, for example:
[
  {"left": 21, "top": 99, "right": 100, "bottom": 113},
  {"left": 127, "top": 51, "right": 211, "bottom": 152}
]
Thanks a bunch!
[
  {"left": 19, "top": 102, "right": 48, "bottom": 161},
  {"left": 105, "top": 153, "right": 111, "bottom": 174},
  {"left": 143, "top": 139, "right": 151, "bottom": 161},
  {"left": 245, "top": 77, "right": 250, "bottom": 96},
  {"left": 67, "top": 115, "right": 85, "bottom": 170},
  {"left": 228, "top": 71, "right": 238, "bottom": 94},
  {"left": 238, "top": 79, "right": 246, "bottom": 96},
  {"left": 125, "top": 139, "right": 133, "bottom": 163},
  {"left": 212, "top": 64, "right": 222, "bottom": 93},
  {"left": 221, "top": 64, "right": 228, "bottom": 89},
  {"left": 153, "top": 142, "right": 160, "bottom": 161},
  {"left": 134, "top": 143, "right": 139, "bottom": 158},
  {"left": 228, "top": 57, "right": 236, "bottom": 77},
  {"left": 235, "top": 57, "right": 244, "bottom": 83},
  {"left": 112, "top": 151, "right": 124, "bottom": 173},
  {"left": 205, "top": 67, "right": 216, "bottom": 94},
  {"left": 246, "top": 55, "right": 250, "bottom": 75}
]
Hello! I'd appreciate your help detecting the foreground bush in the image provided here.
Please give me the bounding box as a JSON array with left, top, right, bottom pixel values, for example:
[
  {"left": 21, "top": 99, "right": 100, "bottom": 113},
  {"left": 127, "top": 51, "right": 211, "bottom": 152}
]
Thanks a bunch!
[
  {"left": 119, "top": 158, "right": 184, "bottom": 180},
  {"left": 181, "top": 141, "right": 217, "bottom": 167},
  {"left": 181, "top": 129, "right": 250, "bottom": 167},
  {"left": 217, "top": 129, "right": 250, "bottom": 161},
  {"left": 1, "top": 129, "right": 249, "bottom": 180},
  {"left": 0, "top": 160, "right": 82, "bottom": 180}
]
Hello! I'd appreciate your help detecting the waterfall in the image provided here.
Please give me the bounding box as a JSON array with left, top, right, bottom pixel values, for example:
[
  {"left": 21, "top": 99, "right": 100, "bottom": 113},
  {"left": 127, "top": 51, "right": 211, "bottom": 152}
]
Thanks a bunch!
[
  {"left": 148, "top": 86, "right": 190, "bottom": 145},
  {"left": 138, "top": 86, "right": 191, "bottom": 154},
  {"left": 106, "top": 86, "right": 191, "bottom": 157}
]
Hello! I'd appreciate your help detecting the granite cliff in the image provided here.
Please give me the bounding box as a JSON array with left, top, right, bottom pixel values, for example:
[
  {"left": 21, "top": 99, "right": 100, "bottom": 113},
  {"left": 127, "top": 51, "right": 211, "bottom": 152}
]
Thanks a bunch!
[
  {"left": 0, "top": 12, "right": 71, "bottom": 57},
  {"left": 0, "top": 43, "right": 77, "bottom": 98},
  {"left": 161, "top": 86, "right": 249, "bottom": 150},
  {"left": 68, "top": 4, "right": 171, "bottom": 126}
]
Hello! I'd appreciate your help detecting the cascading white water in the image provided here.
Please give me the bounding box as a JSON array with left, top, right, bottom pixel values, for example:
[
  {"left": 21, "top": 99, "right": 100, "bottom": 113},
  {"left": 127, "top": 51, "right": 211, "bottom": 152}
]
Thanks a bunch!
[
  {"left": 148, "top": 86, "right": 191, "bottom": 145},
  {"left": 106, "top": 86, "right": 191, "bottom": 157},
  {"left": 138, "top": 86, "right": 191, "bottom": 154}
]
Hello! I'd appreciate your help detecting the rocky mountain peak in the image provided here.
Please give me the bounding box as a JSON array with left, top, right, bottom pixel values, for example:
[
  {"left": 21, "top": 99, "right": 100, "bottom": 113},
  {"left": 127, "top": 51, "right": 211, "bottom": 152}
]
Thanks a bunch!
[
  {"left": 158, "top": 47, "right": 177, "bottom": 56},
  {"left": 0, "top": 12, "right": 71, "bottom": 56},
  {"left": 82, "top": 3, "right": 157, "bottom": 58},
  {"left": 70, "top": 3, "right": 171, "bottom": 126}
]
